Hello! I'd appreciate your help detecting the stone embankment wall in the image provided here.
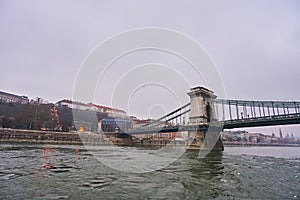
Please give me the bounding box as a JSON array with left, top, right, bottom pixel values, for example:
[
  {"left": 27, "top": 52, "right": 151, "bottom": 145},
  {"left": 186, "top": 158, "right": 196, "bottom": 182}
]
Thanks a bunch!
[{"left": 0, "top": 128, "right": 101, "bottom": 144}]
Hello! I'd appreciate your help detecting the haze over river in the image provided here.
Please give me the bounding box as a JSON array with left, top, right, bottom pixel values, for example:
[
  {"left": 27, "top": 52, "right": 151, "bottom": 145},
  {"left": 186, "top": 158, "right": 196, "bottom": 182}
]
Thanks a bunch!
[{"left": 0, "top": 143, "right": 299, "bottom": 199}]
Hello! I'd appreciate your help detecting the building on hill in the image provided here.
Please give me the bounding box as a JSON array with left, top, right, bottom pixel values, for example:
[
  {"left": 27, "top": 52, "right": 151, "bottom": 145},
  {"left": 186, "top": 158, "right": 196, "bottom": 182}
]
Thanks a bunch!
[
  {"left": 30, "top": 97, "right": 49, "bottom": 104},
  {"left": 0, "top": 91, "right": 29, "bottom": 104},
  {"left": 56, "top": 99, "right": 89, "bottom": 110},
  {"left": 106, "top": 107, "right": 127, "bottom": 118},
  {"left": 56, "top": 100, "right": 127, "bottom": 118},
  {"left": 87, "top": 103, "right": 127, "bottom": 118},
  {"left": 129, "top": 116, "right": 153, "bottom": 128}
]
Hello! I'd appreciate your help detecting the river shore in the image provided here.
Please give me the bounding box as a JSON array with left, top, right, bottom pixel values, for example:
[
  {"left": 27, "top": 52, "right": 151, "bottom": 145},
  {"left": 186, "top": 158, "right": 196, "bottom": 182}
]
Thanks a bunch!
[
  {"left": 223, "top": 141, "right": 300, "bottom": 147},
  {"left": 1, "top": 128, "right": 300, "bottom": 148}
]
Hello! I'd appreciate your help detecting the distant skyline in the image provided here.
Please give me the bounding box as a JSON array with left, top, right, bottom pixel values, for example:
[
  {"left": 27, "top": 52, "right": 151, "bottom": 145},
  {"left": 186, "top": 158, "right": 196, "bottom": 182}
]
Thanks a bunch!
[{"left": 1, "top": 1, "right": 300, "bottom": 135}]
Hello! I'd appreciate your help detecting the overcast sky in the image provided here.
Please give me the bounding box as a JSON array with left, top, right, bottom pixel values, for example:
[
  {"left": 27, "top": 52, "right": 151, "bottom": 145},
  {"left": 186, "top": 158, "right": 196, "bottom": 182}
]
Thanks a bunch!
[{"left": 1, "top": 0, "right": 300, "bottom": 136}]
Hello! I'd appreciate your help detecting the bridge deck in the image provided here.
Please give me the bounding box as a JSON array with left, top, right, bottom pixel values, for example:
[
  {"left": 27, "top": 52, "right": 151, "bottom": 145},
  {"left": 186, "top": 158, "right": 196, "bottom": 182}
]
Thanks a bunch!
[
  {"left": 128, "top": 114, "right": 300, "bottom": 134},
  {"left": 223, "top": 113, "right": 300, "bottom": 129},
  {"left": 127, "top": 98, "right": 300, "bottom": 135}
]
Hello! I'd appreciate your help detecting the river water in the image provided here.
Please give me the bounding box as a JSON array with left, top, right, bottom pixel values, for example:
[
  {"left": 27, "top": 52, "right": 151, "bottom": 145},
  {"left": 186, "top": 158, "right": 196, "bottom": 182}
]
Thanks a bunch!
[{"left": 0, "top": 143, "right": 299, "bottom": 199}]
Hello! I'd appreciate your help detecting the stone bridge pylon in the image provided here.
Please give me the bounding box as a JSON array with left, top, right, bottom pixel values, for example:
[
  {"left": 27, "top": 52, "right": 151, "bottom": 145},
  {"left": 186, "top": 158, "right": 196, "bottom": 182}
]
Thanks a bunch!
[{"left": 187, "top": 87, "right": 224, "bottom": 150}]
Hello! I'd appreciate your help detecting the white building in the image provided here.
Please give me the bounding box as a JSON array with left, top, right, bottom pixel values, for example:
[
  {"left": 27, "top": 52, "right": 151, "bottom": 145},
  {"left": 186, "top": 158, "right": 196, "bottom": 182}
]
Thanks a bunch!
[
  {"left": 57, "top": 101, "right": 127, "bottom": 118},
  {"left": 86, "top": 103, "right": 127, "bottom": 117},
  {"left": 56, "top": 99, "right": 89, "bottom": 110},
  {"left": 0, "top": 91, "right": 29, "bottom": 104}
]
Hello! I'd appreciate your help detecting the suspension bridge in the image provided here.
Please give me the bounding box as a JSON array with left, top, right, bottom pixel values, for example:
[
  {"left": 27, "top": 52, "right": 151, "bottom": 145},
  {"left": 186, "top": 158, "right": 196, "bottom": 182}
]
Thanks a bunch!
[{"left": 127, "top": 86, "right": 300, "bottom": 150}]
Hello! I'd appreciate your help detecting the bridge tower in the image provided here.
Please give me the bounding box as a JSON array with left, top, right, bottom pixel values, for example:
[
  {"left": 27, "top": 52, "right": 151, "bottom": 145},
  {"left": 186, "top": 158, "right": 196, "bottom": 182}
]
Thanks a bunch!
[{"left": 187, "top": 87, "right": 224, "bottom": 150}]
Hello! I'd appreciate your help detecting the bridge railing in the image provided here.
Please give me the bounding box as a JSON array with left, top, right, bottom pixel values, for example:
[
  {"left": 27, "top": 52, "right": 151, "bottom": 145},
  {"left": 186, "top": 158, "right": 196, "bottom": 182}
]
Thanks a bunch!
[{"left": 211, "top": 99, "right": 300, "bottom": 123}]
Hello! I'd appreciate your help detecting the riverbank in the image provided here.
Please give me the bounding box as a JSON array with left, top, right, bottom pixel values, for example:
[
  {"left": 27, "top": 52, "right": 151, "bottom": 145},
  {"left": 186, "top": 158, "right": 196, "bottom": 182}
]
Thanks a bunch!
[
  {"left": 0, "top": 128, "right": 168, "bottom": 147},
  {"left": 0, "top": 128, "right": 102, "bottom": 145},
  {"left": 223, "top": 141, "right": 300, "bottom": 147},
  {"left": 1, "top": 128, "right": 300, "bottom": 148}
]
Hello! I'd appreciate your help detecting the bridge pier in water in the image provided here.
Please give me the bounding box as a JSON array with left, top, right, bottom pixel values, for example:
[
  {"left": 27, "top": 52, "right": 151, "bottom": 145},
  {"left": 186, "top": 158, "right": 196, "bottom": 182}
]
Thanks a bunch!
[{"left": 187, "top": 87, "right": 224, "bottom": 151}]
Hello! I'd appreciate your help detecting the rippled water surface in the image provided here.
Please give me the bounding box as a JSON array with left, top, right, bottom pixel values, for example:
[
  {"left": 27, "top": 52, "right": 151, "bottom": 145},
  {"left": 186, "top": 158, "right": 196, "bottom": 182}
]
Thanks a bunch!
[{"left": 0, "top": 143, "right": 299, "bottom": 199}]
